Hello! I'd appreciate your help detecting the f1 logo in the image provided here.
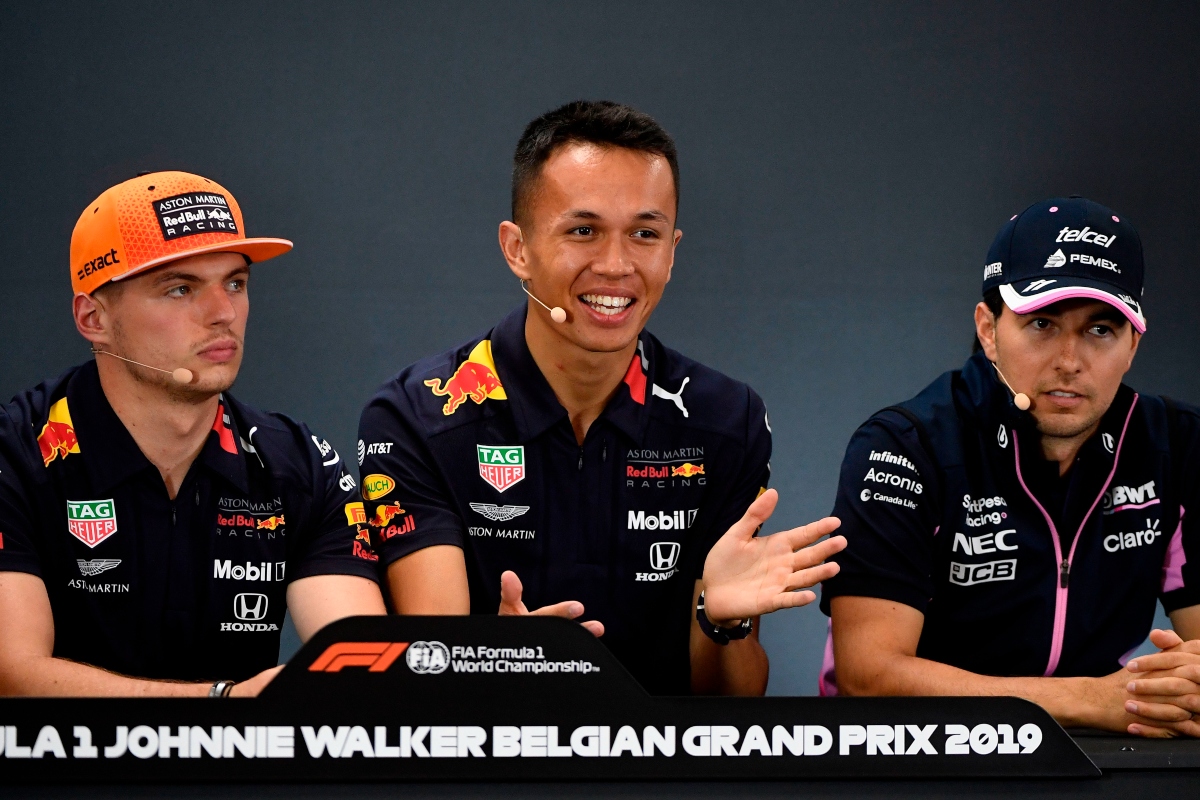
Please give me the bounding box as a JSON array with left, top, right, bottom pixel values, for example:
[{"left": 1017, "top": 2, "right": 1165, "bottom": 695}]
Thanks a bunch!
[
  {"left": 234, "top": 592, "right": 268, "bottom": 621},
  {"left": 649, "top": 541, "right": 680, "bottom": 571},
  {"left": 308, "top": 642, "right": 410, "bottom": 673}
]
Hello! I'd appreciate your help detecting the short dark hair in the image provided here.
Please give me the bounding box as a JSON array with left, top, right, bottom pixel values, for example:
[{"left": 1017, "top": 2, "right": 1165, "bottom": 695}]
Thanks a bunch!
[
  {"left": 511, "top": 100, "right": 680, "bottom": 224},
  {"left": 972, "top": 288, "right": 1004, "bottom": 353}
]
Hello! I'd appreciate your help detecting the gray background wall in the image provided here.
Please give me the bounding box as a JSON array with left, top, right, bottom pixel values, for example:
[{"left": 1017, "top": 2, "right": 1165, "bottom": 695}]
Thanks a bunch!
[{"left": 2, "top": 2, "right": 1197, "bottom": 695}]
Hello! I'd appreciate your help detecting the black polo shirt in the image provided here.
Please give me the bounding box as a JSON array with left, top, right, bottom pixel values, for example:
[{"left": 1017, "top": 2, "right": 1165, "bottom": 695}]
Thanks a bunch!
[
  {"left": 0, "top": 361, "right": 379, "bottom": 682},
  {"left": 358, "top": 306, "right": 772, "bottom": 694}
]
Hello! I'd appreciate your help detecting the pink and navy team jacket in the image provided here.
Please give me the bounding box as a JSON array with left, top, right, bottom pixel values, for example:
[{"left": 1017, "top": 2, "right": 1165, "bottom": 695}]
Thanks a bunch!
[{"left": 820, "top": 350, "right": 1200, "bottom": 692}]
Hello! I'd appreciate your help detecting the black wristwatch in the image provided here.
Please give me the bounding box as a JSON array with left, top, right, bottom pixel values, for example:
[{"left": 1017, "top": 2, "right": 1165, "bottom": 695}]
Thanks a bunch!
[{"left": 696, "top": 591, "right": 753, "bottom": 645}]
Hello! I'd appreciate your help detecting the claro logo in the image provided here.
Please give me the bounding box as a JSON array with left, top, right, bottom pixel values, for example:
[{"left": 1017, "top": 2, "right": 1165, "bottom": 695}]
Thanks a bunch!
[{"left": 308, "top": 642, "right": 410, "bottom": 673}]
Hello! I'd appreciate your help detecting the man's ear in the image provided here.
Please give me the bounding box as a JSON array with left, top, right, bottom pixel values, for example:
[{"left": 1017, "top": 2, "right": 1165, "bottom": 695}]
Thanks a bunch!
[
  {"left": 1126, "top": 330, "right": 1142, "bottom": 372},
  {"left": 974, "top": 301, "right": 999, "bottom": 362},
  {"left": 498, "top": 221, "right": 530, "bottom": 281},
  {"left": 73, "top": 292, "right": 111, "bottom": 347}
]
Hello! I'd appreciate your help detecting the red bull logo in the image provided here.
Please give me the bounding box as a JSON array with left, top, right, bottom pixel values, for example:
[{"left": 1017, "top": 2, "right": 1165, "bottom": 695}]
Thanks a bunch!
[
  {"left": 627, "top": 464, "right": 670, "bottom": 479},
  {"left": 672, "top": 463, "right": 705, "bottom": 478},
  {"left": 369, "top": 503, "right": 405, "bottom": 528},
  {"left": 352, "top": 526, "right": 379, "bottom": 561},
  {"left": 382, "top": 515, "right": 416, "bottom": 539},
  {"left": 37, "top": 398, "right": 80, "bottom": 467},
  {"left": 423, "top": 340, "right": 507, "bottom": 416},
  {"left": 256, "top": 515, "right": 286, "bottom": 531},
  {"left": 217, "top": 513, "right": 260, "bottom": 528}
]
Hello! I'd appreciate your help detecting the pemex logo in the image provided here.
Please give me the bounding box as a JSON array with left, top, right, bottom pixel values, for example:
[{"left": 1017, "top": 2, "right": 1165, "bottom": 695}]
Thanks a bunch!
[
  {"left": 477, "top": 445, "right": 525, "bottom": 493},
  {"left": 424, "top": 340, "right": 507, "bottom": 415},
  {"left": 66, "top": 499, "right": 118, "bottom": 548}
]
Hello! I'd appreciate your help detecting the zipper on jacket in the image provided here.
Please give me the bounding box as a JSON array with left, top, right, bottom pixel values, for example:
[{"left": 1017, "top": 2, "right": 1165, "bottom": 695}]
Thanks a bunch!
[{"left": 1011, "top": 396, "right": 1139, "bottom": 677}]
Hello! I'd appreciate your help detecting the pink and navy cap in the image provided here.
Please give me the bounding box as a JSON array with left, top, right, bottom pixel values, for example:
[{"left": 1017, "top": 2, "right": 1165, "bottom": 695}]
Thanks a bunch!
[{"left": 982, "top": 197, "right": 1146, "bottom": 333}]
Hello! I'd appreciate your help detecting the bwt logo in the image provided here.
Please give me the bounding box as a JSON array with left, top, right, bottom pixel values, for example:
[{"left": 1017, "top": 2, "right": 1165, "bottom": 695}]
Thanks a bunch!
[
  {"left": 650, "top": 541, "right": 681, "bottom": 571},
  {"left": 406, "top": 641, "right": 451, "bottom": 674},
  {"left": 308, "top": 642, "right": 410, "bottom": 673},
  {"left": 234, "top": 593, "right": 269, "bottom": 621}
]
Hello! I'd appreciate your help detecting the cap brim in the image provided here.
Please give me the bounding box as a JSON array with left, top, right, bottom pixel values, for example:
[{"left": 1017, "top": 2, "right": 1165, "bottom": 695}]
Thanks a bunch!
[
  {"left": 109, "top": 237, "right": 294, "bottom": 284},
  {"left": 999, "top": 279, "right": 1146, "bottom": 333}
]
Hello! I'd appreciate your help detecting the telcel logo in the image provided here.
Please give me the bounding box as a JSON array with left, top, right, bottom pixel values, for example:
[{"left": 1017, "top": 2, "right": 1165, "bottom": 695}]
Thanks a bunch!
[{"left": 308, "top": 642, "right": 409, "bottom": 673}]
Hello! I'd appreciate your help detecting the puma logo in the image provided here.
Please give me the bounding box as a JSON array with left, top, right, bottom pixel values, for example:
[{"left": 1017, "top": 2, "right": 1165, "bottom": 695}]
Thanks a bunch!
[{"left": 652, "top": 377, "right": 690, "bottom": 418}]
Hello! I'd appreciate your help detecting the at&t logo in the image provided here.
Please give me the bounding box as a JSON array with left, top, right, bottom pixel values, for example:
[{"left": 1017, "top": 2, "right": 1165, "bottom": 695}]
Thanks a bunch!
[{"left": 406, "top": 640, "right": 450, "bottom": 674}]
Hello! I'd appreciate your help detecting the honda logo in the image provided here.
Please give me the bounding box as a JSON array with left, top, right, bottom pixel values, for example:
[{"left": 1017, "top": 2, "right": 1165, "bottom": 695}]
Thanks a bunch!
[
  {"left": 234, "top": 592, "right": 268, "bottom": 621},
  {"left": 649, "top": 541, "right": 680, "bottom": 571}
]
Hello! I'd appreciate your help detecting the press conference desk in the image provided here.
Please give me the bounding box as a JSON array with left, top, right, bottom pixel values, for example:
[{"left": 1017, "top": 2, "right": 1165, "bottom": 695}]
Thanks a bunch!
[{"left": 2, "top": 617, "right": 1197, "bottom": 795}]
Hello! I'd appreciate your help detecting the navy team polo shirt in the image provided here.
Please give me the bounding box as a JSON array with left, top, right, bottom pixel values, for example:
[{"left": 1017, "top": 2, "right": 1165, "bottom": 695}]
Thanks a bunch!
[
  {"left": 0, "top": 361, "right": 379, "bottom": 682},
  {"left": 358, "top": 306, "right": 772, "bottom": 694},
  {"left": 819, "top": 350, "right": 1200, "bottom": 693}
]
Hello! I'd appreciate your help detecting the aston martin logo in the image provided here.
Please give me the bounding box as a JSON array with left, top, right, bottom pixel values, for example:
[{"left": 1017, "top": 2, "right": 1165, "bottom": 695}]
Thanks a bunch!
[
  {"left": 468, "top": 503, "right": 531, "bottom": 522},
  {"left": 77, "top": 559, "right": 121, "bottom": 577}
]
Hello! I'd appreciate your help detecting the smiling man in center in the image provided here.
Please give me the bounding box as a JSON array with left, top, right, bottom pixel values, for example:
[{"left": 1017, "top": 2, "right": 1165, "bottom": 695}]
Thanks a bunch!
[{"left": 357, "top": 101, "right": 845, "bottom": 695}]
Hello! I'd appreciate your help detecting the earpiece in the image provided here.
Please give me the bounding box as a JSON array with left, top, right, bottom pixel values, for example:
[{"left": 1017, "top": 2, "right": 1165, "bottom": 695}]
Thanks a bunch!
[
  {"left": 992, "top": 363, "right": 1030, "bottom": 411},
  {"left": 92, "top": 347, "right": 194, "bottom": 384},
  {"left": 520, "top": 280, "right": 566, "bottom": 323}
]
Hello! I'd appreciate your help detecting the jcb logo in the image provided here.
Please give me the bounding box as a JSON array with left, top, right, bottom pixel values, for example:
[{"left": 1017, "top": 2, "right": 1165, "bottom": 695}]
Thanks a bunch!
[{"left": 308, "top": 642, "right": 410, "bottom": 673}]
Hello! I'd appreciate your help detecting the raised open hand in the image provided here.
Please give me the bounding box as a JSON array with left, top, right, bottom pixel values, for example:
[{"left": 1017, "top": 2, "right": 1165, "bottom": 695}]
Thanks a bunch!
[{"left": 701, "top": 489, "right": 846, "bottom": 626}]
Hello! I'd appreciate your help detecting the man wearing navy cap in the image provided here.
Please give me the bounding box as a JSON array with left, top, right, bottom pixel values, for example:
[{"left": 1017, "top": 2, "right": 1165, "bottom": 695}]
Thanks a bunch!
[
  {"left": 358, "top": 101, "right": 846, "bottom": 695},
  {"left": 822, "top": 197, "right": 1200, "bottom": 737}
]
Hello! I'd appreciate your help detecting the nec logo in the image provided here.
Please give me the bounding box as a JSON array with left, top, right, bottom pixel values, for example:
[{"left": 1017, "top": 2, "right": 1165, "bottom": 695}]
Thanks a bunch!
[
  {"left": 308, "top": 642, "right": 410, "bottom": 673},
  {"left": 234, "top": 593, "right": 268, "bottom": 621}
]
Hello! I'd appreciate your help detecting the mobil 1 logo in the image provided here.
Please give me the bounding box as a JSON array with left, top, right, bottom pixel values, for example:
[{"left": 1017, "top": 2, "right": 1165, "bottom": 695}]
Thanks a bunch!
[{"left": 154, "top": 192, "right": 238, "bottom": 240}]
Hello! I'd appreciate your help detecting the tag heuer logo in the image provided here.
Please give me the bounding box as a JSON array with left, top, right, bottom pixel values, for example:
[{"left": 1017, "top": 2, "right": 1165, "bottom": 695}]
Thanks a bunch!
[
  {"left": 66, "top": 499, "right": 118, "bottom": 548},
  {"left": 477, "top": 445, "right": 525, "bottom": 493}
]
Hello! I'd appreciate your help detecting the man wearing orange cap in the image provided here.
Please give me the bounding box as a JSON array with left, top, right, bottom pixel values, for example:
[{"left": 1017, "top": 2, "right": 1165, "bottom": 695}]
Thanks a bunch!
[{"left": 0, "top": 172, "right": 386, "bottom": 697}]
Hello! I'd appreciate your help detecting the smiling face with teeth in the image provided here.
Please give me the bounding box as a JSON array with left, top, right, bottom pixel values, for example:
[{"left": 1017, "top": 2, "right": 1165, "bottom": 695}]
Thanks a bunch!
[
  {"left": 499, "top": 142, "right": 681, "bottom": 356},
  {"left": 976, "top": 297, "right": 1141, "bottom": 450}
]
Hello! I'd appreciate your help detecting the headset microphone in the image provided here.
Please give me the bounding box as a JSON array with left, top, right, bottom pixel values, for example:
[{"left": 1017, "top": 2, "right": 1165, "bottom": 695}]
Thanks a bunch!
[
  {"left": 91, "top": 347, "right": 194, "bottom": 385},
  {"left": 992, "top": 363, "right": 1031, "bottom": 411},
  {"left": 520, "top": 280, "right": 566, "bottom": 323}
]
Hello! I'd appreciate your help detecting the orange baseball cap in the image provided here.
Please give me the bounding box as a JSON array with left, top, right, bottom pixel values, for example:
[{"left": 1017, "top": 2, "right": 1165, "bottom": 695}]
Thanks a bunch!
[{"left": 70, "top": 171, "right": 293, "bottom": 295}]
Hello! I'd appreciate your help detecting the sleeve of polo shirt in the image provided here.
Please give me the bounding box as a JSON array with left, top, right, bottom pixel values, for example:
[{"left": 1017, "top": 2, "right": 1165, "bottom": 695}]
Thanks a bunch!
[
  {"left": 288, "top": 426, "right": 381, "bottom": 583},
  {"left": 1161, "top": 402, "right": 1200, "bottom": 613},
  {"left": 358, "top": 390, "right": 465, "bottom": 567},
  {"left": 698, "top": 388, "right": 773, "bottom": 564},
  {"left": 819, "top": 412, "right": 940, "bottom": 615},
  {"left": 0, "top": 416, "right": 44, "bottom": 578}
]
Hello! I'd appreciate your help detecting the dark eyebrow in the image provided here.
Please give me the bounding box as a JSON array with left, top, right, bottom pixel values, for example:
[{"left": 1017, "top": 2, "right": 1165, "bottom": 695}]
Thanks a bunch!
[
  {"left": 1089, "top": 308, "right": 1128, "bottom": 326},
  {"left": 151, "top": 270, "right": 200, "bottom": 286},
  {"left": 563, "top": 210, "right": 602, "bottom": 220},
  {"left": 634, "top": 210, "right": 670, "bottom": 223}
]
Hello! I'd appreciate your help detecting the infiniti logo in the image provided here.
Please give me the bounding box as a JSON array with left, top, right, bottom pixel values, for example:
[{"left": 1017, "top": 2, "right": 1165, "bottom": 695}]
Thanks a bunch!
[
  {"left": 234, "top": 592, "right": 268, "bottom": 621},
  {"left": 649, "top": 541, "right": 681, "bottom": 571}
]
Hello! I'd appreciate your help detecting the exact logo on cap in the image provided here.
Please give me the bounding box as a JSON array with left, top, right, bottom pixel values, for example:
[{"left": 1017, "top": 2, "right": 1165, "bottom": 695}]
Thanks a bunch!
[{"left": 69, "top": 171, "right": 293, "bottom": 296}]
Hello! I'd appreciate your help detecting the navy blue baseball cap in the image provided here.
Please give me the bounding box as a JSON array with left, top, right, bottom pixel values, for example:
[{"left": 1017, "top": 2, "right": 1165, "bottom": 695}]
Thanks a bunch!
[{"left": 982, "top": 197, "right": 1146, "bottom": 333}]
